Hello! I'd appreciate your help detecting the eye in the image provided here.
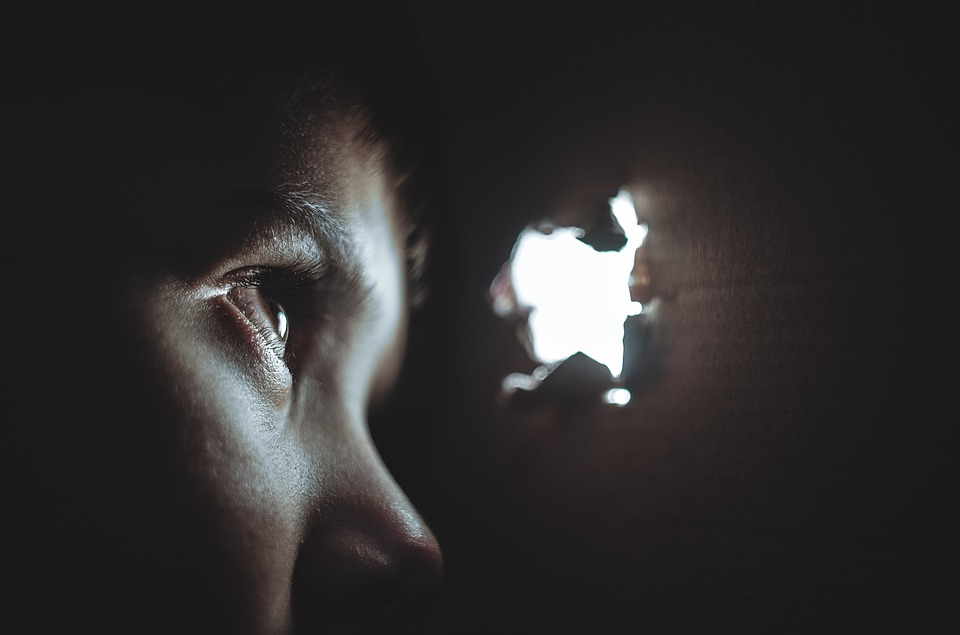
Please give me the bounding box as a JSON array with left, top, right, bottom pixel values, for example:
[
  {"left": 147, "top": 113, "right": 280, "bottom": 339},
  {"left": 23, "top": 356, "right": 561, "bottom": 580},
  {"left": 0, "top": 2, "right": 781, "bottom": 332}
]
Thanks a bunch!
[
  {"left": 226, "top": 284, "right": 291, "bottom": 360},
  {"left": 222, "top": 258, "right": 333, "bottom": 365}
]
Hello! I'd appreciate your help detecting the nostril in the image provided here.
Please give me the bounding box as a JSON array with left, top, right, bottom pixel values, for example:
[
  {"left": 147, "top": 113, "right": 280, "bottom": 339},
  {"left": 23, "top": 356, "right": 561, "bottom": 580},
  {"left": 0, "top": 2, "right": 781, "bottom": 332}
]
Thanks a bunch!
[{"left": 291, "top": 506, "right": 443, "bottom": 632}]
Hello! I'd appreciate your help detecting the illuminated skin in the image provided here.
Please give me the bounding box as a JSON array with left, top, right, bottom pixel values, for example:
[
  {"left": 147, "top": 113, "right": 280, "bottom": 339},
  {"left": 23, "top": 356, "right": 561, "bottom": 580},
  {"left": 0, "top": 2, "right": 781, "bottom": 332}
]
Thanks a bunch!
[{"left": 8, "top": 42, "right": 442, "bottom": 633}]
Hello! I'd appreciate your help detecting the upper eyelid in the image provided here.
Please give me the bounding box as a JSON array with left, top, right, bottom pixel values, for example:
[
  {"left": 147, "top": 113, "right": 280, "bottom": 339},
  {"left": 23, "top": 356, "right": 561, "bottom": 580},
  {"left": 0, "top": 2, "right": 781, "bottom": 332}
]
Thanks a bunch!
[
  {"left": 179, "top": 189, "right": 375, "bottom": 316},
  {"left": 224, "top": 259, "right": 375, "bottom": 323},
  {"left": 224, "top": 257, "right": 333, "bottom": 289}
]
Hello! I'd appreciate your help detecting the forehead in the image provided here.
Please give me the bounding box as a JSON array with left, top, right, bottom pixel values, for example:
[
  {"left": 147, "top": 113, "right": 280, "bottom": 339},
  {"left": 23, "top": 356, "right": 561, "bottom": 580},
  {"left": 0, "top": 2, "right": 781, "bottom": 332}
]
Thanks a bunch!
[
  {"left": 17, "top": 61, "right": 393, "bottom": 269},
  {"left": 109, "top": 64, "right": 377, "bottom": 192}
]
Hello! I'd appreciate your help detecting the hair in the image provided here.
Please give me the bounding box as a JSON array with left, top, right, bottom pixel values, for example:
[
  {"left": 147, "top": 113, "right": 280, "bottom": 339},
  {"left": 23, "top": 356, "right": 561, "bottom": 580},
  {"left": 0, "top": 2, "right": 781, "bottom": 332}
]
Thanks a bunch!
[
  {"left": 3, "top": 3, "right": 443, "bottom": 307},
  {"left": 188, "top": 9, "right": 442, "bottom": 308}
]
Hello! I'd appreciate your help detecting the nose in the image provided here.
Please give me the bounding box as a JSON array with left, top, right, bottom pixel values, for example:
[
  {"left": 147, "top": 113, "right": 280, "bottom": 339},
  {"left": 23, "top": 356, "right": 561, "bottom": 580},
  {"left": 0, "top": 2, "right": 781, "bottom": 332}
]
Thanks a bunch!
[{"left": 291, "top": 448, "right": 444, "bottom": 632}]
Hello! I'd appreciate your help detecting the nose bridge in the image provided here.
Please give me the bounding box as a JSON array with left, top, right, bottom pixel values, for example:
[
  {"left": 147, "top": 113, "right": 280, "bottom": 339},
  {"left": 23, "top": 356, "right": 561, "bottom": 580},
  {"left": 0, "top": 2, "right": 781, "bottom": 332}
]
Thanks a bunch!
[
  {"left": 332, "top": 443, "right": 440, "bottom": 566},
  {"left": 292, "top": 435, "right": 443, "bottom": 631}
]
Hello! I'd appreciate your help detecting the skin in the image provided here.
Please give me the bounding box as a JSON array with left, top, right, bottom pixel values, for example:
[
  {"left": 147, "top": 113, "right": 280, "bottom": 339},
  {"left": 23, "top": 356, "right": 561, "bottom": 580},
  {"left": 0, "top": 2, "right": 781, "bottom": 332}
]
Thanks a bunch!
[{"left": 8, "top": 36, "right": 441, "bottom": 635}]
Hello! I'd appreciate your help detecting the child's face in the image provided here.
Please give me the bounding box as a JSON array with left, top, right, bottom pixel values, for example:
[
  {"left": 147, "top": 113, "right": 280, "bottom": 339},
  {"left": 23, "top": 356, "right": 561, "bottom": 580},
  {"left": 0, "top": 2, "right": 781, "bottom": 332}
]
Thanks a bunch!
[{"left": 28, "top": 66, "right": 442, "bottom": 631}]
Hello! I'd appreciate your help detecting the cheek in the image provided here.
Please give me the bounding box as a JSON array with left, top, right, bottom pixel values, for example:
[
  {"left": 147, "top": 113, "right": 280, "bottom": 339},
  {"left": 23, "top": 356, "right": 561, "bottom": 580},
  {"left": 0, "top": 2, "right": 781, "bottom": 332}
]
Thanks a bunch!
[
  {"left": 131, "top": 287, "right": 314, "bottom": 627},
  {"left": 345, "top": 194, "right": 409, "bottom": 408},
  {"left": 141, "top": 283, "right": 306, "bottom": 492},
  {"left": 367, "top": 313, "right": 406, "bottom": 408}
]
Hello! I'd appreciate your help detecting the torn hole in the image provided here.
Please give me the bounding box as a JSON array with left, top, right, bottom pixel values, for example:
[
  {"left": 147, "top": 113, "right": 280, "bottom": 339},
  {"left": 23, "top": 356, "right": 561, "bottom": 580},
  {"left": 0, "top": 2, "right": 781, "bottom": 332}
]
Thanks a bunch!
[{"left": 491, "top": 188, "right": 658, "bottom": 404}]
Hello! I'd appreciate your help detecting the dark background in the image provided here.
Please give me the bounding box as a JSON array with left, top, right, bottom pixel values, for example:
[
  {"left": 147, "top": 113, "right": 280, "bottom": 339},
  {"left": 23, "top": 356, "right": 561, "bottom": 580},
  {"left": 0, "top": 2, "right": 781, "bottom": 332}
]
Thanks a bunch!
[
  {"left": 374, "top": 2, "right": 947, "bottom": 633},
  {"left": 2, "top": 3, "right": 945, "bottom": 633}
]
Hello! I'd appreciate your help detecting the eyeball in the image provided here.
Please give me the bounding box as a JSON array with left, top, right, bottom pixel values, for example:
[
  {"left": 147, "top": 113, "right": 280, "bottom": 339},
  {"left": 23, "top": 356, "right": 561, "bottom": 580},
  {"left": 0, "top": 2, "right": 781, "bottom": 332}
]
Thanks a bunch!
[{"left": 273, "top": 301, "right": 289, "bottom": 342}]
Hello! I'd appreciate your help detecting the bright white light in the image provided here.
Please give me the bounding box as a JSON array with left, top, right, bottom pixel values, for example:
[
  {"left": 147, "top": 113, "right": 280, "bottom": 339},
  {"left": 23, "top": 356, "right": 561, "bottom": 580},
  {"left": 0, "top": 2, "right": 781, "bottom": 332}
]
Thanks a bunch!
[
  {"left": 507, "top": 189, "right": 647, "bottom": 378},
  {"left": 602, "top": 387, "right": 632, "bottom": 406},
  {"left": 502, "top": 372, "right": 541, "bottom": 392},
  {"left": 491, "top": 293, "right": 514, "bottom": 317}
]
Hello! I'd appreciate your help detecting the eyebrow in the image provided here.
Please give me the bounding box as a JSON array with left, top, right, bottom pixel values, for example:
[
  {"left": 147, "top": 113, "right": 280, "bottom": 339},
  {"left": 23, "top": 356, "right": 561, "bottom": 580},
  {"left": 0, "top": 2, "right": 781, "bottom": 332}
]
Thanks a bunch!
[
  {"left": 213, "top": 187, "right": 352, "bottom": 261},
  {"left": 279, "top": 190, "right": 354, "bottom": 252},
  {"left": 230, "top": 187, "right": 376, "bottom": 305}
]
